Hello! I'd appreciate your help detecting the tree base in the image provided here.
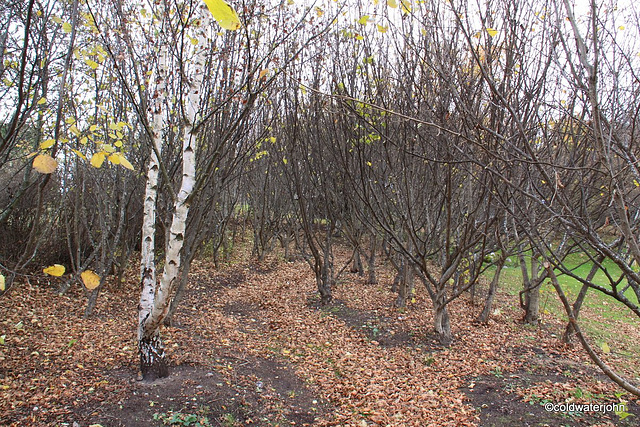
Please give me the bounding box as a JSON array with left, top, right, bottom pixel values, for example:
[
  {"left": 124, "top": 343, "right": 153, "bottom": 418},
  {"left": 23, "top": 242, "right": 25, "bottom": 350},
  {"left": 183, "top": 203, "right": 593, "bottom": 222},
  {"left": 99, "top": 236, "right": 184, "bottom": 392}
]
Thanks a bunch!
[
  {"left": 139, "top": 334, "right": 169, "bottom": 381},
  {"left": 320, "top": 293, "right": 333, "bottom": 305}
]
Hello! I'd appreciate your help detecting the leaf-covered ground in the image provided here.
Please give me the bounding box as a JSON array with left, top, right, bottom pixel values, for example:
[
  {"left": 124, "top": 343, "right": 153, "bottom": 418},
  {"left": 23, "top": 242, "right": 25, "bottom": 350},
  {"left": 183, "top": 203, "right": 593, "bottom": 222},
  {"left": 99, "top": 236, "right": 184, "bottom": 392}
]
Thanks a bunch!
[{"left": 1, "top": 248, "right": 638, "bottom": 426}]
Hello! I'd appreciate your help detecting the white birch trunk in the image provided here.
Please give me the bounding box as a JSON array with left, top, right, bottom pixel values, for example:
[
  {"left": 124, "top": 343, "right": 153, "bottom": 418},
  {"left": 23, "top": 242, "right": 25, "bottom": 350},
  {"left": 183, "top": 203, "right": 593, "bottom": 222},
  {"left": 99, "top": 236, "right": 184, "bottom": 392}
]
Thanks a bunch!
[
  {"left": 138, "top": 6, "right": 211, "bottom": 379},
  {"left": 138, "top": 48, "right": 168, "bottom": 379}
]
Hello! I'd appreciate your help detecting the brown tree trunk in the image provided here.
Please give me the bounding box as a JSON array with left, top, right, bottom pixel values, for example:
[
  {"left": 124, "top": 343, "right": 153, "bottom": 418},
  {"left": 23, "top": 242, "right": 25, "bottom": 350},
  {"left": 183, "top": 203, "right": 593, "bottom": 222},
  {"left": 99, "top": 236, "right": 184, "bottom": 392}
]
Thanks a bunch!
[
  {"left": 396, "top": 260, "right": 415, "bottom": 308},
  {"left": 521, "top": 252, "right": 541, "bottom": 324},
  {"left": 433, "top": 288, "right": 452, "bottom": 346},
  {"left": 350, "top": 247, "right": 363, "bottom": 276},
  {"left": 562, "top": 256, "right": 601, "bottom": 343},
  {"left": 476, "top": 255, "right": 506, "bottom": 323},
  {"left": 367, "top": 234, "right": 377, "bottom": 285}
]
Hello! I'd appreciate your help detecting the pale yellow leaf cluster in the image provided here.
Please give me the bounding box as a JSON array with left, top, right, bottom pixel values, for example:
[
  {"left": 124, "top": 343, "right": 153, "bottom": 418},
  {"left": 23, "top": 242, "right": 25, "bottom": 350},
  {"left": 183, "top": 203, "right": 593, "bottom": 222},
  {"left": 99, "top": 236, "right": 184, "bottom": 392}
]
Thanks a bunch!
[
  {"left": 90, "top": 151, "right": 134, "bottom": 170},
  {"left": 202, "top": 0, "right": 242, "bottom": 30}
]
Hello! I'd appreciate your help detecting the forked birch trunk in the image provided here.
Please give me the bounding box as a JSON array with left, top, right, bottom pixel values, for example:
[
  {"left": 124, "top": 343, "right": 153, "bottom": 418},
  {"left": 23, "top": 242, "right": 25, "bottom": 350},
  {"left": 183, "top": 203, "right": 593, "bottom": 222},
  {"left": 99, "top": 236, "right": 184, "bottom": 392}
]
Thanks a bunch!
[
  {"left": 138, "top": 47, "right": 168, "bottom": 379},
  {"left": 138, "top": 5, "right": 212, "bottom": 380}
]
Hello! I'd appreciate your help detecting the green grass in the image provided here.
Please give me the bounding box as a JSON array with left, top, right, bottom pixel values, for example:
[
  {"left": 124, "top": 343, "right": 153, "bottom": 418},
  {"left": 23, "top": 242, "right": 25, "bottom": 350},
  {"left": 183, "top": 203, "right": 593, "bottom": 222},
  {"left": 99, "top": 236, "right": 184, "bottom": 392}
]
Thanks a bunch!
[
  {"left": 485, "top": 252, "right": 640, "bottom": 366},
  {"left": 492, "top": 252, "right": 638, "bottom": 313}
]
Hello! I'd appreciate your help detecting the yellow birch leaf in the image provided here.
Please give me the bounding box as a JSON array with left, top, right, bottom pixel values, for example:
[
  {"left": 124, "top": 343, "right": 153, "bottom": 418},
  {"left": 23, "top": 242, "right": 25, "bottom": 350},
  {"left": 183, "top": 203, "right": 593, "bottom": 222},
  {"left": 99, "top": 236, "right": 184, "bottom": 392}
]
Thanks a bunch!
[
  {"left": 69, "top": 125, "right": 81, "bottom": 136},
  {"left": 108, "top": 153, "right": 121, "bottom": 165},
  {"left": 600, "top": 341, "right": 611, "bottom": 354},
  {"left": 401, "top": 0, "right": 411, "bottom": 13},
  {"left": 85, "top": 59, "right": 99, "bottom": 69},
  {"left": 90, "top": 152, "right": 106, "bottom": 168},
  {"left": 387, "top": 0, "right": 398, "bottom": 8},
  {"left": 377, "top": 24, "right": 388, "bottom": 33},
  {"left": 43, "top": 264, "right": 65, "bottom": 276},
  {"left": 39, "top": 139, "right": 55, "bottom": 150},
  {"left": 486, "top": 27, "right": 498, "bottom": 37},
  {"left": 71, "top": 149, "right": 86, "bottom": 160},
  {"left": 33, "top": 154, "right": 58, "bottom": 174},
  {"left": 101, "top": 144, "right": 115, "bottom": 153},
  {"left": 358, "top": 15, "right": 369, "bottom": 25},
  {"left": 80, "top": 136, "right": 88, "bottom": 145},
  {"left": 81, "top": 270, "right": 101, "bottom": 290},
  {"left": 0, "top": 274, "right": 5, "bottom": 291},
  {"left": 62, "top": 22, "right": 72, "bottom": 33},
  {"left": 119, "top": 155, "right": 134, "bottom": 171},
  {"left": 37, "top": 97, "right": 47, "bottom": 105},
  {"left": 90, "top": 124, "right": 98, "bottom": 132},
  {"left": 202, "top": 0, "right": 242, "bottom": 31}
]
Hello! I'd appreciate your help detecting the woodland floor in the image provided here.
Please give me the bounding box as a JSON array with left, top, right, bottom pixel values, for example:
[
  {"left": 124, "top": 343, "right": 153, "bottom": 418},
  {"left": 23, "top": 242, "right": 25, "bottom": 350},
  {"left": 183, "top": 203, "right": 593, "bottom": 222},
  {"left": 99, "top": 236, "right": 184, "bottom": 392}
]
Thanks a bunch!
[{"left": 1, "top": 246, "right": 639, "bottom": 426}]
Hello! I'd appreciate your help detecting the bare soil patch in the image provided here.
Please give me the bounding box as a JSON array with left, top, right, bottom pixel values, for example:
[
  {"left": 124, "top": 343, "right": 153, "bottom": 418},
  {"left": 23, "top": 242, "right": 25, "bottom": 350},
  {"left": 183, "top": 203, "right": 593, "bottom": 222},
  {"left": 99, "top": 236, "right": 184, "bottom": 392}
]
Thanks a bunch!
[
  {"left": 464, "top": 370, "right": 640, "bottom": 427},
  {"left": 88, "top": 354, "right": 328, "bottom": 427}
]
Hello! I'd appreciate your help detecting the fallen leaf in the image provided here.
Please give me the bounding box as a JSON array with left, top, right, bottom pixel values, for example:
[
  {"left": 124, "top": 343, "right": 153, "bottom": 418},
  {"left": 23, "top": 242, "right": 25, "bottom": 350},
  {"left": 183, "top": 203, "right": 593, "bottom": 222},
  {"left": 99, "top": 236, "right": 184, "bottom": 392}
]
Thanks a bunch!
[{"left": 43, "top": 264, "right": 65, "bottom": 276}]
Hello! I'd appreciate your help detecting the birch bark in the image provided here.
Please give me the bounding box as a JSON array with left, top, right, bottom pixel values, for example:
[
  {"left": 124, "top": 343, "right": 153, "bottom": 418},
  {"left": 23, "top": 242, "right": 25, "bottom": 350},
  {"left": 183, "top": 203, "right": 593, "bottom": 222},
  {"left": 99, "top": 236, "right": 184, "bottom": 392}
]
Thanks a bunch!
[
  {"left": 138, "top": 47, "right": 168, "bottom": 379},
  {"left": 138, "top": 5, "right": 212, "bottom": 379}
]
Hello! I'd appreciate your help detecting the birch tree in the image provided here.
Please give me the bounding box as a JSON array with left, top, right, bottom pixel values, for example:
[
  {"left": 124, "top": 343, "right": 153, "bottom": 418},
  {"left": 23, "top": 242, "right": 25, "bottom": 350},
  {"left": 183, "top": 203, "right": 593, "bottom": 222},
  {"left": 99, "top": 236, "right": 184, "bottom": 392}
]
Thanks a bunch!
[{"left": 137, "top": 0, "right": 241, "bottom": 380}]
